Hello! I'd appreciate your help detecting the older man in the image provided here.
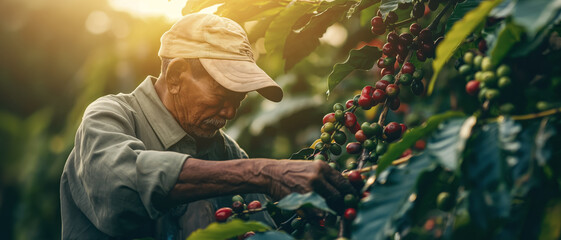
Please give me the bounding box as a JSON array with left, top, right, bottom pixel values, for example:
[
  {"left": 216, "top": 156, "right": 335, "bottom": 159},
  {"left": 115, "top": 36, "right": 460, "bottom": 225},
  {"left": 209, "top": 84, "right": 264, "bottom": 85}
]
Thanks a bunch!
[{"left": 60, "top": 13, "right": 353, "bottom": 239}]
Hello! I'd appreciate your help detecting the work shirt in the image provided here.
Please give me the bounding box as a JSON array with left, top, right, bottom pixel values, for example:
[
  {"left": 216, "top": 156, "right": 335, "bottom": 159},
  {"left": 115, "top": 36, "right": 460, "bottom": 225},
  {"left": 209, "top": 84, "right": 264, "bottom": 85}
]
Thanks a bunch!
[{"left": 60, "top": 76, "right": 274, "bottom": 239}]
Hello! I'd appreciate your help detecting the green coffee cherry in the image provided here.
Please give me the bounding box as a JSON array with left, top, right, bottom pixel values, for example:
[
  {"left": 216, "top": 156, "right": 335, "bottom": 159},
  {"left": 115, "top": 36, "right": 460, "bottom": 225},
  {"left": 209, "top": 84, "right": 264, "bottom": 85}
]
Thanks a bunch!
[
  {"left": 537, "top": 101, "right": 550, "bottom": 111},
  {"left": 481, "top": 57, "right": 493, "bottom": 71},
  {"left": 412, "top": 69, "right": 424, "bottom": 80},
  {"left": 475, "top": 71, "right": 483, "bottom": 81},
  {"left": 363, "top": 139, "right": 377, "bottom": 151},
  {"left": 384, "top": 57, "right": 396, "bottom": 67},
  {"left": 333, "top": 131, "right": 347, "bottom": 145},
  {"left": 496, "top": 64, "right": 511, "bottom": 77},
  {"left": 481, "top": 71, "right": 496, "bottom": 85},
  {"left": 399, "top": 73, "right": 413, "bottom": 85},
  {"left": 376, "top": 142, "right": 388, "bottom": 155},
  {"left": 320, "top": 132, "right": 332, "bottom": 144},
  {"left": 459, "top": 64, "right": 472, "bottom": 75},
  {"left": 329, "top": 144, "right": 342, "bottom": 155},
  {"left": 473, "top": 55, "right": 483, "bottom": 69},
  {"left": 232, "top": 195, "right": 244, "bottom": 203},
  {"left": 463, "top": 52, "right": 474, "bottom": 65},
  {"left": 323, "top": 122, "right": 335, "bottom": 133},
  {"left": 498, "top": 76, "right": 511, "bottom": 88},
  {"left": 381, "top": 74, "right": 395, "bottom": 82},
  {"left": 333, "top": 103, "right": 345, "bottom": 112},
  {"left": 485, "top": 89, "right": 500, "bottom": 101},
  {"left": 334, "top": 110, "right": 344, "bottom": 122},
  {"left": 500, "top": 103, "right": 515, "bottom": 114}
]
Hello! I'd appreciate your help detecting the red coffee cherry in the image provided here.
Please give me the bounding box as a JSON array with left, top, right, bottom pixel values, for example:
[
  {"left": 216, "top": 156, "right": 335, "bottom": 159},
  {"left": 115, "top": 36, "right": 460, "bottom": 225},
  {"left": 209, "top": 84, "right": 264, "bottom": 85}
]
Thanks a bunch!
[
  {"left": 380, "top": 67, "right": 394, "bottom": 77},
  {"left": 372, "top": 89, "right": 387, "bottom": 103},
  {"left": 384, "top": 122, "right": 402, "bottom": 141},
  {"left": 355, "top": 130, "right": 367, "bottom": 143},
  {"left": 389, "top": 97, "right": 400, "bottom": 111},
  {"left": 247, "top": 200, "right": 262, "bottom": 210},
  {"left": 399, "top": 33, "right": 414, "bottom": 46},
  {"left": 377, "top": 57, "right": 386, "bottom": 68},
  {"left": 375, "top": 80, "right": 390, "bottom": 90},
  {"left": 383, "top": 42, "right": 397, "bottom": 57},
  {"left": 385, "top": 84, "right": 400, "bottom": 98},
  {"left": 346, "top": 99, "right": 355, "bottom": 109},
  {"left": 387, "top": 32, "right": 399, "bottom": 44},
  {"left": 323, "top": 113, "right": 336, "bottom": 124},
  {"left": 346, "top": 142, "right": 362, "bottom": 154},
  {"left": 385, "top": 11, "right": 398, "bottom": 24},
  {"left": 215, "top": 207, "right": 233, "bottom": 222},
  {"left": 344, "top": 208, "right": 357, "bottom": 221},
  {"left": 344, "top": 112, "right": 357, "bottom": 128},
  {"left": 466, "top": 80, "right": 480, "bottom": 96},
  {"left": 419, "top": 29, "right": 433, "bottom": 43},
  {"left": 401, "top": 62, "right": 415, "bottom": 75},
  {"left": 410, "top": 23, "right": 421, "bottom": 36},
  {"left": 347, "top": 170, "right": 362, "bottom": 183}
]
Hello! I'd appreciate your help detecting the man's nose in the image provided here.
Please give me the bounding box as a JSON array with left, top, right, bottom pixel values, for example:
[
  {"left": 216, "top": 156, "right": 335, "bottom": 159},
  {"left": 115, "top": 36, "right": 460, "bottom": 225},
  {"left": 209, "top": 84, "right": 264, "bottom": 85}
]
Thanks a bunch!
[{"left": 219, "top": 105, "right": 237, "bottom": 120}]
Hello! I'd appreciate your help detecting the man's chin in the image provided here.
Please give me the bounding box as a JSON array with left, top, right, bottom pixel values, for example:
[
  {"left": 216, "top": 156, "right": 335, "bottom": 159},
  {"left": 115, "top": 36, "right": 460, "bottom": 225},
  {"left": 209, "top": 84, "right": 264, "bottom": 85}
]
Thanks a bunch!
[{"left": 188, "top": 128, "right": 219, "bottom": 139}]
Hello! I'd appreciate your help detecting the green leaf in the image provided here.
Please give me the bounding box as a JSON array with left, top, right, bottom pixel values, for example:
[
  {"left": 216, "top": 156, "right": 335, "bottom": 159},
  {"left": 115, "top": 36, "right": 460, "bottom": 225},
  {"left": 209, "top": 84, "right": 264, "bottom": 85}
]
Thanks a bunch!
[
  {"left": 284, "top": 2, "right": 351, "bottom": 71},
  {"left": 428, "top": 0, "right": 504, "bottom": 95},
  {"left": 353, "top": 151, "right": 435, "bottom": 240},
  {"left": 445, "top": 0, "right": 483, "bottom": 33},
  {"left": 379, "top": 0, "right": 412, "bottom": 18},
  {"left": 263, "top": 1, "right": 318, "bottom": 76},
  {"left": 539, "top": 198, "right": 561, "bottom": 240},
  {"left": 327, "top": 45, "right": 382, "bottom": 96},
  {"left": 186, "top": 219, "right": 271, "bottom": 240},
  {"left": 511, "top": 0, "right": 561, "bottom": 38},
  {"left": 276, "top": 192, "right": 335, "bottom": 214},
  {"left": 489, "top": 21, "right": 524, "bottom": 67},
  {"left": 182, "top": 0, "right": 225, "bottom": 15},
  {"left": 376, "top": 111, "right": 465, "bottom": 177},
  {"left": 247, "top": 231, "right": 295, "bottom": 240}
]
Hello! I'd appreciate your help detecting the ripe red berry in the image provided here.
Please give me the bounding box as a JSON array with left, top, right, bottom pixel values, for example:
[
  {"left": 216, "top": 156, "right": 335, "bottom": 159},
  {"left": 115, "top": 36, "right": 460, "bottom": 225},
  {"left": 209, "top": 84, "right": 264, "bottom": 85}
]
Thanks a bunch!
[
  {"left": 416, "top": 50, "right": 427, "bottom": 62},
  {"left": 399, "top": 33, "right": 414, "bottom": 46},
  {"left": 344, "top": 112, "right": 357, "bottom": 128},
  {"left": 397, "top": 44, "right": 409, "bottom": 56},
  {"left": 383, "top": 42, "right": 397, "bottom": 57},
  {"left": 215, "top": 207, "right": 233, "bottom": 222},
  {"left": 346, "top": 142, "right": 362, "bottom": 154},
  {"left": 358, "top": 95, "right": 373, "bottom": 109},
  {"left": 372, "top": 89, "right": 387, "bottom": 103},
  {"left": 242, "top": 232, "right": 256, "bottom": 239},
  {"left": 397, "top": 54, "right": 406, "bottom": 64},
  {"left": 371, "top": 16, "right": 384, "bottom": 28},
  {"left": 380, "top": 67, "right": 394, "bottom": 77},
  {"left": 420, "top": 42, "right": 434, "bottom": 58},
  {"left": 247, "top": 200, "right": 262, "bottom": 210},
  {"left": 401, "top": 62, "right": 415, "bottom": 75},
  {"left": 375, "top": 80, "right": 390, "bottom": 90},
  {"left": 414, "top": 139, "right": 426, "bottom": 150},
  {"left": 411, "top": 80, "right": 424, "bottom": 95},
  {"left": 478, "top": 39, "right": 488, "bottom": 52},
  {"left": 361, "top": 85, "right": 374, "bottom": 96},
  {"left": 377, "top": 57, "right": 386, "bottom": 69},
  {"left": 355, "top": 130, "right": 367, "bottom": 143},
  {"left": 385, "top": 11, "right": 398, "bottom": 24},
  {"left": 419, "top": 29, "right": 432, "bottom": 43},
  {"left": 346, "top": 99, "right": 354, "bottom": 109},
  {"left": 387, "top": 32, "right": 399, "bottom": 44},
  {"left": 385, "top": 84, "right": 400, "bottom": 97},
  {"left": 384, "top": 122, "right": 402, "bottom": 141},
  {"left": 323, "top": 113, "right": 336, "bottom": 124},
  {"left": 401, "top": 148, "right": 413, "bottom": 158},
  {"left": 465, "top": 80, "right": 480, "bottom": 96},
  {"left": 410, "top": 23, "right": 421, "bottom": 36},
  {"left": 347, "top": 170, "right": 362, "bottom": 182},
  {"left": 344, "top": 208, "right": 357, "bottom": 221}
]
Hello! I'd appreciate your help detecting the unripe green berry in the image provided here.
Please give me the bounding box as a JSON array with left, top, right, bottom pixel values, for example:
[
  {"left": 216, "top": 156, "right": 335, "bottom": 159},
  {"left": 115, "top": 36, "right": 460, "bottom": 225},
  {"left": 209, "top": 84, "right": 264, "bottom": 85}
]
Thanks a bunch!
[
  {"left": 333, "top": 103, "right": 345, "bottom": 112},
  {"left": 463, "top": 52, "right": 474, "bottom": 65},
  {"left": 500, "top": 103, "right": 515, "bottom": 114},
  {"left": 459, "top": 64, "right": 472, "bottom": 76},
  {"left": 335, "top": 110, "right": 344, "bottom": 122},
  {"left": 537, "top": 101, "right": 550, "bottom": 111},
  {"left": 485, "top": 89, "right": 500, "bottom": 100},
  {"left": 363, "top": 139, "right": 377, "bottom": 151},
  {"left": 323, "top": 122, "right": 335, "bottom": 133},
  {"left": 496, "top": 64, "right": 511, "bottom": 77},
  {"left": 232, "top": 195, "right": 244, "bottom": 203},
  {"left": 498, "top": 76, "right": 511, "bottom": 88},
  {"left": 475, "top": 71, "right": 483, "bottom": 81},
  {"left": 315, "top": 142, "right": 324, "bottom": 150},
  {"left": 478, "top": 88, "right": 488, "bottom": 102},
  {"left": 321, "top": 132, "right": 332, "bottom": 144},
  {"left": 481, "top": 71, "right": 496, "bottom": 85},
  {"left": 376, "top": 142, "right": 388, "bottom": 155},
  {"left": 481, "top": 57, "right": 492, "bottom": 71},
  {"left": 346, "top": 160, "right": 357, "bottom": 170},
  {"left": 399, "top": 73, "right": 413, "bottom": 85},
  {"left": 330, "top": 144, "right": 342, "bottom": 155},
  {"left": 384, "top": 57, "right": 396, "bottom": 67},
  {"left": 381, "top": 74, "right": 395, "bottom": 82},
  {"left": 412, "top": 69, "right": 424, "bottom": 80},
  {"left": 473, "top": 55, "right": 483, "bottom": 69},
  {"left": 314, "top": 153, "right": 326, "bottom": 161}
]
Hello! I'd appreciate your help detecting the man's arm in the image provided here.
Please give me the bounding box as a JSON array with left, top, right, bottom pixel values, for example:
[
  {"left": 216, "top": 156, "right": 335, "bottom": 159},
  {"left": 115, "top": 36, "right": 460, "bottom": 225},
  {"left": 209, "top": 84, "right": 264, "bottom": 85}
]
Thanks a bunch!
[{"left": 168, "top": 158, "right": 356, "bottom": 213}]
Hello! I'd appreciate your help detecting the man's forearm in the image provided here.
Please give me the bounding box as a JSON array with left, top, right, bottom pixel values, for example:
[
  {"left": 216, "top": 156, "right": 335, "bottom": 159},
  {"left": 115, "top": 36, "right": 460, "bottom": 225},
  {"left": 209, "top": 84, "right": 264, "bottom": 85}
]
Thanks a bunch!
[{"left": 167, "top": 158, "right": 270, "bottom": 204}]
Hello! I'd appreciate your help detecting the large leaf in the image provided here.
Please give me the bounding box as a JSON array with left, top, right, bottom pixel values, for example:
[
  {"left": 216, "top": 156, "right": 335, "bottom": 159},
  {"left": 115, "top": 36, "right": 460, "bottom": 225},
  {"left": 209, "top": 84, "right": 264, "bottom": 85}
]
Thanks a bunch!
[
  {"left": 186, "top": 219, "right": 271, "bottom": 240},
  {"left": 247, "top": 231, "right": 295, "bottom": 240},
  {"left": 352, "top": 151, "right": 434, "bottom": 240},
  {"left": 327, "top": 45, "right": 382, "bottom": 96},
  {"left": 510, "top": 0, "right": 561, "bottom": 38},
  {"left": 284, "top": 2, "right": 352, "bottom": 71},
  {"left": 445, "top": 0, "right": 482, "bottom": 32},
  {"left": 289, "top": 147, "right": 315, "bottom": 160},
  {"left": 276, "top": 192, "right": 335, "bottom": 214},
  {"left": 376, "top": 111, "right": 465, "bottom": 177},
  {"left": 379, "top": 0, "right": 412, "bottom": 18},
  {"left": 489, "top": 21, "right": 524, "bottom": 67},
  {"left": 428, "top": 0, "right": 504, "bottom": 95},
  {"left": 263, "top": 1, "right": 318, "bottom": 77}
]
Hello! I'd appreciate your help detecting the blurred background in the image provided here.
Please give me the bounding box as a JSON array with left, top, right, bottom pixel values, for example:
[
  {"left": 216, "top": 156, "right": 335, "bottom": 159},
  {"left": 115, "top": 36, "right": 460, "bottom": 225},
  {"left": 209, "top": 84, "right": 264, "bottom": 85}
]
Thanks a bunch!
[{"left": 0, "top": 0, "right": 438, "bottom": 239}]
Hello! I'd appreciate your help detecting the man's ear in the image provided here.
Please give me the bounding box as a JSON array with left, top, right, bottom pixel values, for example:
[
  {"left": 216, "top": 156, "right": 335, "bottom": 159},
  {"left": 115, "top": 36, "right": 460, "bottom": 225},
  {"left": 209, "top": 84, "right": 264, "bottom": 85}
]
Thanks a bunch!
[{"left": 165, "top": 58, "right": 188, "bottom": 95}]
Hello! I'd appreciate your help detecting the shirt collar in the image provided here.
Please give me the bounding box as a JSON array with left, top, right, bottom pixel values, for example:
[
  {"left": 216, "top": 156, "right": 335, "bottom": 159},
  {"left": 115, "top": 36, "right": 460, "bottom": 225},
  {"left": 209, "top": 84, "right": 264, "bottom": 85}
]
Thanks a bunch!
[{"left": 133, "top": 76, "right": 187, "bottom": 149}]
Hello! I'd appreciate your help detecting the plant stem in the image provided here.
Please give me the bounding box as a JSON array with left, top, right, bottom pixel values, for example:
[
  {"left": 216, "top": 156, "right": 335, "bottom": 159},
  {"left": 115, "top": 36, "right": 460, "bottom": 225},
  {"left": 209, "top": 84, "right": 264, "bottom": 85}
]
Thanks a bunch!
[
  {"left": 389, "top": 17, "right": 417, "bottom": 29},
  {"left": 343, "top": 154, "right": 412, "bottom": 177}
]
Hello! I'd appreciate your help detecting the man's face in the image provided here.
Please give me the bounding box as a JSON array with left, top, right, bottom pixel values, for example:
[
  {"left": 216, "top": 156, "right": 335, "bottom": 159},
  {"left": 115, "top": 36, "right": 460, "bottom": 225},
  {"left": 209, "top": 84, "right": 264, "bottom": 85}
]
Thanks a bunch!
[{"left": 176, "top": 62, "right": 247, "bottom": 139}]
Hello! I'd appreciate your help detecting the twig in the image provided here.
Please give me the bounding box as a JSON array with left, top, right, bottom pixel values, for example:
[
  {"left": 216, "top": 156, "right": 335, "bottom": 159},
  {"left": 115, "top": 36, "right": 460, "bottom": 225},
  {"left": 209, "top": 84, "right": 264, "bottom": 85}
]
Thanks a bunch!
[{"left": 343, "top": 154, "right": 412, "bottom": 177}]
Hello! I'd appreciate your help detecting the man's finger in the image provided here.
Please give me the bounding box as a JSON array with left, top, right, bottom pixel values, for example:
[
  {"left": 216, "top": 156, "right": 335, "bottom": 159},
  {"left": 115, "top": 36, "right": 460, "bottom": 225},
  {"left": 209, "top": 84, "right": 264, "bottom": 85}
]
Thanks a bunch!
[
  {"left": 324, "top": 167, "right": 359, "bottom": 197},
  {"left": 312, "top": 178, "right": 345, "bottom": 214}
]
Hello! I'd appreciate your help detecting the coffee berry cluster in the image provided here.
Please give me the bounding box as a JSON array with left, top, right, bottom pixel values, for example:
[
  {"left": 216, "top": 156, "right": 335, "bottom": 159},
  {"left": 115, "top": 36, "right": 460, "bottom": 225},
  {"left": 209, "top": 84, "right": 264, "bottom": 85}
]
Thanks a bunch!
[
  {"left": 457, "top": 50, "right": 515, "bottom": 114},
  {"left": 214, "top": 195, "right": 264, "bottom": 238}
]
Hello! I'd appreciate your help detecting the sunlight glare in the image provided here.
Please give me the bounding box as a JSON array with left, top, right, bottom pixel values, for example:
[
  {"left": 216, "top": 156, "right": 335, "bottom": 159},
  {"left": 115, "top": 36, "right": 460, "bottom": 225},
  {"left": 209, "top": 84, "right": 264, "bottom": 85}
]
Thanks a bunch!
[{"left": 109, "top": 0, "right": 189, "bottom": 21}]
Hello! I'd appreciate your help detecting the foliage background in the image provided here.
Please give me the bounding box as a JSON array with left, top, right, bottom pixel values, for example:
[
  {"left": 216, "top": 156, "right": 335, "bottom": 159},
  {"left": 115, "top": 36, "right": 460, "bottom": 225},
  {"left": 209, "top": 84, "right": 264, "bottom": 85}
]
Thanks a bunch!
[{"left": 0, "top": 0, "right": 367, "bottom": 239}]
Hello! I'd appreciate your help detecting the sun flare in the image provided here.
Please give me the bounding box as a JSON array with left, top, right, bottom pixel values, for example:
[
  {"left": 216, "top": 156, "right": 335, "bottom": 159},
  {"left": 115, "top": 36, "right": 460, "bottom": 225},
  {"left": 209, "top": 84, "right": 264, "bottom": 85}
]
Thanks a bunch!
[{"left": 109, "top": 0, "right": 189, "bottom": 21}]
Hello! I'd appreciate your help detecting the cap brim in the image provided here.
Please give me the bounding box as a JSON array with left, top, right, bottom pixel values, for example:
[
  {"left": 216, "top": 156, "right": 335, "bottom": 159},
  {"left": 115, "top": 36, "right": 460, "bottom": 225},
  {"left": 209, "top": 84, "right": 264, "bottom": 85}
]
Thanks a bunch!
[{"left": 199, "top": 58, "right": 283, "bottom": 102}]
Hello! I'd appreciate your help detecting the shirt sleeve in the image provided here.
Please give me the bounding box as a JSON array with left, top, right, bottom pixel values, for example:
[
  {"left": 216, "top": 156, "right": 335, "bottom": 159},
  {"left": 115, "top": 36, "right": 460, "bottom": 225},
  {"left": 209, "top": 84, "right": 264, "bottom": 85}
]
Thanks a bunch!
[{"left": 65, "top": 97, "right": 187, "bottom": 236}]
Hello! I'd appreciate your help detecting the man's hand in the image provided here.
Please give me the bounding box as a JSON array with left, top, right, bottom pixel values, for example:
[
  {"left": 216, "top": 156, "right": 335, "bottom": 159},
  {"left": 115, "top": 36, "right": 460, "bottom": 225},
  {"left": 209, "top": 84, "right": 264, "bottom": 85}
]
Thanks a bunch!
[
  {"left": 254, "top": 159, "right": 357, "bottom": 213},
  {"left": 168, "top": 158, "right": 357, "bottom": 214}
]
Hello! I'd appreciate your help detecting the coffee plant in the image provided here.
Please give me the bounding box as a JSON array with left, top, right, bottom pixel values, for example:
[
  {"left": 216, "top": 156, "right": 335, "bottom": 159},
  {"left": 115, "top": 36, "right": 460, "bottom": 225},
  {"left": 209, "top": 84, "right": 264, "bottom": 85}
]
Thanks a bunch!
[{"left": 182, "top": 0, "right": 561, "bottom": 239}]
